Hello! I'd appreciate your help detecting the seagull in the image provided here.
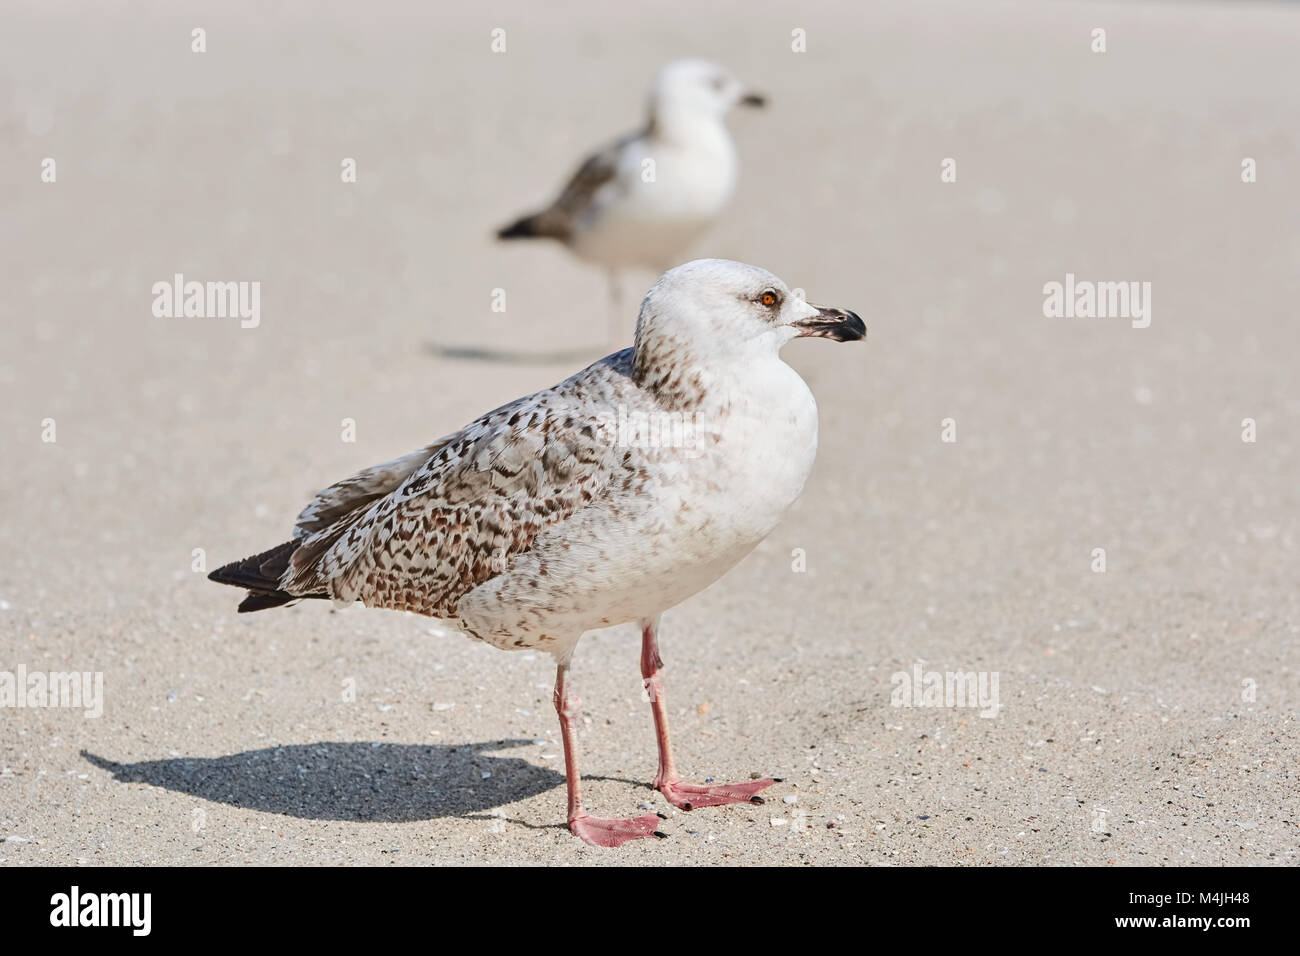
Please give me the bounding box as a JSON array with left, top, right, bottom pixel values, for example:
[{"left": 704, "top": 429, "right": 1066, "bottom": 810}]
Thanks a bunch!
[
  {"left": 209, "top": 259, "right": 865, "bottom": 847},
  {"left": 496, "top": 59, "right": 765, "bottom": 339}
]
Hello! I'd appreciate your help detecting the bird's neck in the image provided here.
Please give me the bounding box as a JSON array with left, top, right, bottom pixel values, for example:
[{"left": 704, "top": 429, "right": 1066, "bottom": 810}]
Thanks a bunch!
[
  {"left": 632, "top": 329, "right": 785, "bottom": 413},
  {"left": 647, "top": 105, "right": 731, "bottom": 150}
]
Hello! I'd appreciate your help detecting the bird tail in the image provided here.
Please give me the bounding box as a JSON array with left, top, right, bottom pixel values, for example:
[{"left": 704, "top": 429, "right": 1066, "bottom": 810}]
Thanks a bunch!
[
  {"left": 207, "top": 539, "right": 326, "bottom": 613},
  {"left": 497, "top": 213, "right": 552, "bottom": 240}
]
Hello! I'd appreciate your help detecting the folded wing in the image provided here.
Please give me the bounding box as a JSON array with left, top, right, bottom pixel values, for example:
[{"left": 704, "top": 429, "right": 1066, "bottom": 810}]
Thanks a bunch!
[{"left": 283, "top": 384, "right": 621, "bottom": 617}]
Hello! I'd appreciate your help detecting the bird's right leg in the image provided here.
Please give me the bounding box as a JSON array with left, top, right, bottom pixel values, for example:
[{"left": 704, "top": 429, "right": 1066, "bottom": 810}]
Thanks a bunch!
[{"left": 553, "top": 662, "right": 664, "bottom": 847}]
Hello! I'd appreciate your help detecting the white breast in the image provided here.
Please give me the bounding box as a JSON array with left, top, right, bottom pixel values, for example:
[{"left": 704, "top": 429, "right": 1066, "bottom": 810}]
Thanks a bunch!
[
  {"left": 456, "top": 357, "right": 819, "bottom": 653},
  {"left": 581, "top": 357, "right": 819, "bottom": 618},
  {"left": 570, "top": 125, "right": 738, "bottom": 270},
  {"left": 692, "top": 357, "right": 819, "bottom": 543}
]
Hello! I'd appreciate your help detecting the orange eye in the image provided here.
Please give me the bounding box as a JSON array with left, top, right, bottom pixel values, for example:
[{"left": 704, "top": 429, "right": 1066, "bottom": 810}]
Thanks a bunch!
[{"left": 761, "top": 292, "right": 778, "bottom": 307}]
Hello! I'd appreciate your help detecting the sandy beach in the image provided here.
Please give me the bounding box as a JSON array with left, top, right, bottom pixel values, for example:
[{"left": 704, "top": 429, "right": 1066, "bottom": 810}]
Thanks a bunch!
[{"left": 1, "top": 0, "right": 1297, "bottom": 866}]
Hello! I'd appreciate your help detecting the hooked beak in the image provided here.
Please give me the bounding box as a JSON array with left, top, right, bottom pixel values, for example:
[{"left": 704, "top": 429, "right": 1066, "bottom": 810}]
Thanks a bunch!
[
  {"left": 740, "top": 92, "right": 767, "bottom": 108},
  {"left": 792, "top": 306, "right": 867, "bottom": 342}
]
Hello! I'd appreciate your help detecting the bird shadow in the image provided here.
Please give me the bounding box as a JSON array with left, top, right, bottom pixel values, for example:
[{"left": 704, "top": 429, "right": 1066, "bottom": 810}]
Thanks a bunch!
[
  {"left": 426, "top": 342, "right": 605, "bottom": 365},
  {"left": 80, "top": 740, "right": 570, "bottom": 823}
]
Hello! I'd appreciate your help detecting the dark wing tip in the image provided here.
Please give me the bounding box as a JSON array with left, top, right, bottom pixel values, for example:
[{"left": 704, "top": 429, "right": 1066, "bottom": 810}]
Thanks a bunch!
[
  {"left": 237, "top": 591, "right": 298, "bottom": 613},
  {"left": 497, "top": 215, "right": 542, "bottom": 240},
  {"left": 208, "top": 540, "right": 321, "bottom": 613}
]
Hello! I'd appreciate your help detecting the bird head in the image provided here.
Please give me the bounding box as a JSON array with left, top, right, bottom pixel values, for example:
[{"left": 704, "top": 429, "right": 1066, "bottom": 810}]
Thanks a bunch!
[
  {"left": 648, "top": 59, "right": 766, "bottom": 123},
  {"left": 634, "top": 259, "right": 865, "bottom": 377}
]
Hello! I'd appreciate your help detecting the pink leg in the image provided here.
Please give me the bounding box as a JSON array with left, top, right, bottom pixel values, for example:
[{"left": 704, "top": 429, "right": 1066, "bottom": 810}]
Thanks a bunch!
[
  {"left": 554, "top": 663, "right": 664, "bottom": 847},
  {"left": 641, "top": 618, "right": 776, "bottom": 810}
]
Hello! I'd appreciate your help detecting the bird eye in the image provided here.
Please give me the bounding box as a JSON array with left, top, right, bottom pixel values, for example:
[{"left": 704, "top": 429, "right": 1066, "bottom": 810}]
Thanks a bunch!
[
  {"left": 760, "top": 290, "right": 779, "bottom": 308},
  {"left": 711, "top": 75, "right": 728, "bottom": 91}
]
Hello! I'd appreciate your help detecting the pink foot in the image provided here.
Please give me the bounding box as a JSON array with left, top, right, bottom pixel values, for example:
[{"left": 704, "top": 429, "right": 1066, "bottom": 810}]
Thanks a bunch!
[
  {"left": 659, "top": 777, "right": 776, "bottom": 811},
  {"left": 568, "top": 812, "right": 666, "bottom": 848}
]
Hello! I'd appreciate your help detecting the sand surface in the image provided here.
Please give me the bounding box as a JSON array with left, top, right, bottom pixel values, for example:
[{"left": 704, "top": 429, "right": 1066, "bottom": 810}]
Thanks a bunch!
[{"left": 1, "top": 0, "right": 1297, "bottom": 865}]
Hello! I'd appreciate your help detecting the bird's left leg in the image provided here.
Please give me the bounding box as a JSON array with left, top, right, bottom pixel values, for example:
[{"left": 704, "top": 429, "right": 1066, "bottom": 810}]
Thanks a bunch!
[
  {"left": 554, "top": 662, "right": 664, "bottom": 847},
  {"left": 640, "top": 616, "right": 776, "bottom": 810}
]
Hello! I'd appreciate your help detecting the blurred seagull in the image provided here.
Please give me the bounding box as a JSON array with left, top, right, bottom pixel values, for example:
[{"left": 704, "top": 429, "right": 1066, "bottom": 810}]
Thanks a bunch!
[
  {"left": 210, "top": 259, "right": 865, "bottom": 847},
  {"left": 497, "top": 59, "right": 765, "bottom": 339}
]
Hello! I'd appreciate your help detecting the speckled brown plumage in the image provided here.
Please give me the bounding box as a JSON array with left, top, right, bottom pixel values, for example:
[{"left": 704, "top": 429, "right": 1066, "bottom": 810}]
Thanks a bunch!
[{"left": 281, "top": 350, "right": 638, "bottom": 619}]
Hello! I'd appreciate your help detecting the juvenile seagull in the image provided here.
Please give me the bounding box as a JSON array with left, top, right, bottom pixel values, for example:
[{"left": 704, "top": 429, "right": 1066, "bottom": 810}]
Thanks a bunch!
[
  {"left": 497, "top": 59, "right": 765, "bottom": 336},
  {"left": 209, "top": 260, "right": 865, "bottom": 847}
]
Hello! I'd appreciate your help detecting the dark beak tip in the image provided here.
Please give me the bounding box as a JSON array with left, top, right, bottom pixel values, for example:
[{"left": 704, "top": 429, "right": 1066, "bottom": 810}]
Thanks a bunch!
[
  {"left": 846, "top": 310, "right": 867, "bottom": 341},
  {"left": 802, "top": 306, "right": 866, "bottom": 342},
  {"left": 741, "top": 92, "right": 767, "bottom": 108}
]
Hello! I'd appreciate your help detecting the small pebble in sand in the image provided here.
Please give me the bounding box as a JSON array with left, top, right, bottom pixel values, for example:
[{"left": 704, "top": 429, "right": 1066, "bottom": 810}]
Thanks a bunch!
[{"left": 782, "top": 794, "right": 798, "bottom": 805}]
